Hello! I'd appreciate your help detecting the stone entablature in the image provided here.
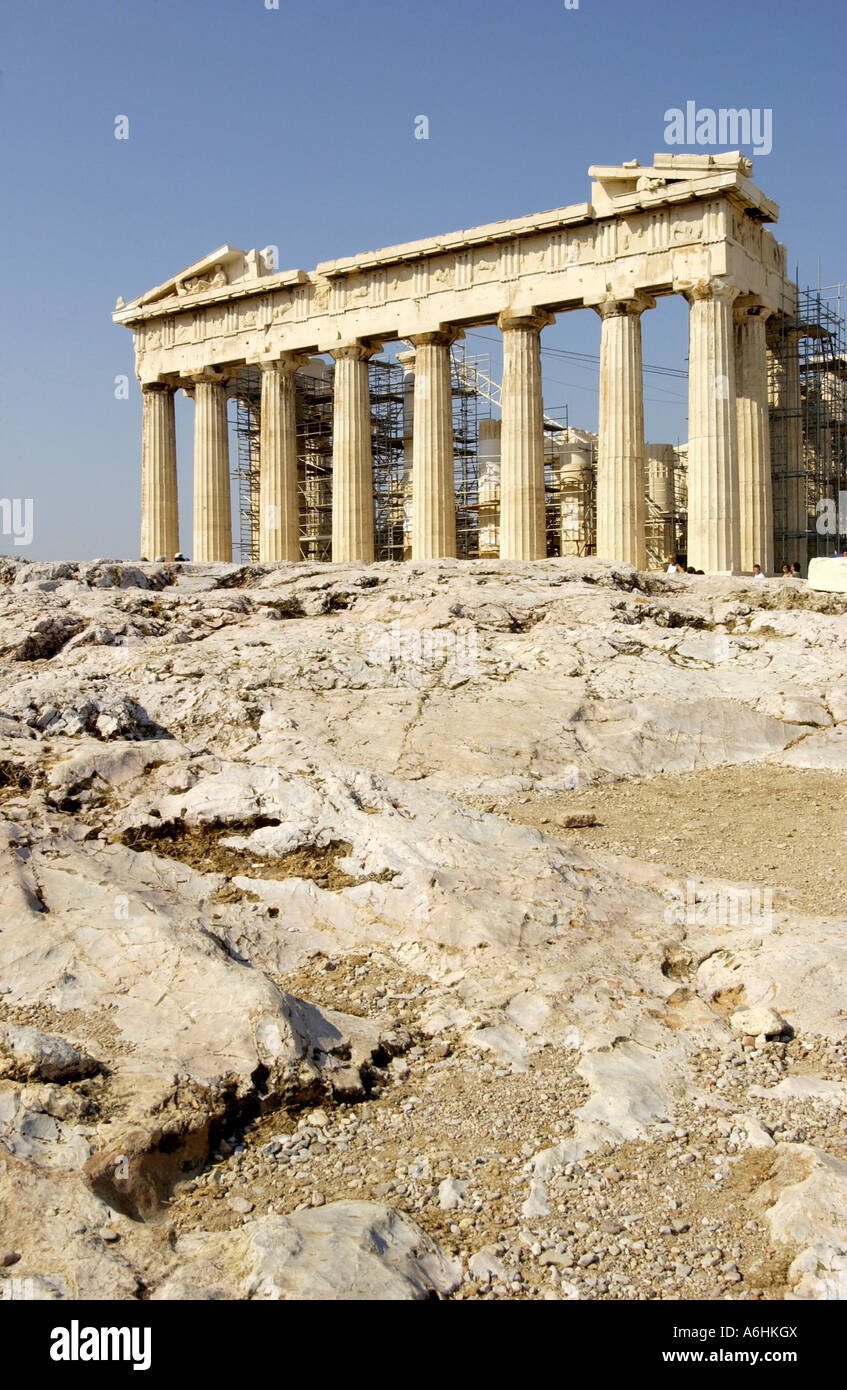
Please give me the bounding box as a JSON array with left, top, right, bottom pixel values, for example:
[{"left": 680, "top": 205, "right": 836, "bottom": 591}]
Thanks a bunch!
[{"left": 115, "top": 154, "right": 790, "bottom": 388}]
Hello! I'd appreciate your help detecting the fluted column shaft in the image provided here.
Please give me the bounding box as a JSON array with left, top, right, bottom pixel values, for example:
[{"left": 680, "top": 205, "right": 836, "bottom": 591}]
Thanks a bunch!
[
  {"left": 686, "top": 280, "right": 741, "bottom": 572},
  {"left": 595, "top": 295, "right": 652, "bottom": 568},
  {"left": 497, "top": 310, "right": 552, "bottom": 560},
  {"left": 331, "top": 345, "right": 376, "bottom": 562},
  {"left": 141, "top": 384, "right": 179, "bottom": 560},
  {"left": 410, "top": 331, "right": 458, "bottom": 560},
  {"left": 192, "top": 374, "right": 232, "bottom": 562},
  {"left": 259, "top": 359, "right": 300, "bottom": 562},
  {"left": 735, "top": 304, "right": 773, "bottom": 573}
]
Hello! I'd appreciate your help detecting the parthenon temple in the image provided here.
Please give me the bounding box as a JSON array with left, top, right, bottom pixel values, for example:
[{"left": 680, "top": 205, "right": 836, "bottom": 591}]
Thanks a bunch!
[{"left": 115, "top": 153, "right": 816, "bottom": 574}]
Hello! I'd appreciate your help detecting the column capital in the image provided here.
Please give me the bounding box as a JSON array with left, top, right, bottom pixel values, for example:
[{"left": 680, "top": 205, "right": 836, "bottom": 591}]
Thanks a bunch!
[
  {"left": 396, "top": 348, "right": 416, "bottom": 368},
  {"left": 497, "top": 308, "right": 555, "bottom": 333},
  {"left": 684, "top": 277, "right": 742, "bottom": 306},
  {"left": 409, "top": 326, "right": 464, "bottom": 348},
  {"left": 593, "top": 290, "right": 656, "bottom": 320},
  {"left": 330, "top": 341, "right": 381, "bottom": 362},
  {"left": 249, "top": 351, "right": 311, "bottom": 374},
  {"left": 141, "top": 380, "right": 174, "bottom": 395},
  {"left": 733, "top": 295, "right": 772, "bottom": 323},
  {"left": 184, "top": 367, "right": 230, "bottom": 387}
]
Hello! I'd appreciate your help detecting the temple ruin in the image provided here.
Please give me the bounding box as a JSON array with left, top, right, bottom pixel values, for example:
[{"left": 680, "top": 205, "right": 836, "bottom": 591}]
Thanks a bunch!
[{"left": 114, "top": 153, "right": 845, "bottom": 574}]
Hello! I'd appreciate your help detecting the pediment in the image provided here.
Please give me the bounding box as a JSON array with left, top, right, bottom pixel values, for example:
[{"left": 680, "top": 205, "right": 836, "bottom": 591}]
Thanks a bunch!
[{"left": 116, "top": 245, "right": 290, "bottom": 313}]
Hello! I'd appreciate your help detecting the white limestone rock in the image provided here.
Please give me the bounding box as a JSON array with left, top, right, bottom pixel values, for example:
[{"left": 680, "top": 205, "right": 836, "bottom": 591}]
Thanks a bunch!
[
  {"left": 0, "top": 560, "right": 846, "bottom": 1299},
  {"left": 0, "top": 1025, "right": 99, "bottom": 1084},
  {"left": 749, "top": 1077, "right": 847, "bottom": 1104},
  {"left": 467, "top": 1024, "right": 528, "bottom": 1072},
  {"left": 826, "top": 682, "right": 847, "bottom": 723},
  {"left": 158, "top": 1202, "right": 460, "bottom": 1301},
  {"left": 468, "top": 1248, "right": 510, "bottom": 1283},
  {"left": 0, "top": 1082, "right": 92, "bottom": 1170},
  {"left": 751, "top": 1144, "right": 847, "bottom": 1299},
  {"left": 808, "top": 556, "right": 847, "bottom": 593},
  {"left": 733, "top": 1113, "right": 775, "bottom": 1149},
  {"left": 438, "top": 1177, "right": 468, "bottom": 1211},
  {"left": 729, "top": 1006, "right": 789, "bottom": 1038},
  {"left": 774, "top": 725, "right": 847, "bottom": 770}
]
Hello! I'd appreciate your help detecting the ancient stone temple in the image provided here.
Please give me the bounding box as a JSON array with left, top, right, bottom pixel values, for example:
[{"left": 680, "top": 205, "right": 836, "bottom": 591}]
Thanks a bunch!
[{"left": 114, "top": 153, "right": 793, "bottom": 573}]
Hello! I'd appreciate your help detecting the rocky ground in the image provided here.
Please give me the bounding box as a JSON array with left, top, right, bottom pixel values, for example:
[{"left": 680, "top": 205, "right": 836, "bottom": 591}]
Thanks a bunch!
[
  {"left": 0, "top": 555, "right": 845, "bottom": 1301},
  {"left": 496, "top": 764, "right": 847, "bottom": 919}
]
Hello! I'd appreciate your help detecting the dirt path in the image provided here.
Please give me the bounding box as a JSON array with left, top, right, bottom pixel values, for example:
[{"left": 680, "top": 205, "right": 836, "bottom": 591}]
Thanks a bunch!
[{"left": 492, "top": 765, "right": 847, "bottom": 919}]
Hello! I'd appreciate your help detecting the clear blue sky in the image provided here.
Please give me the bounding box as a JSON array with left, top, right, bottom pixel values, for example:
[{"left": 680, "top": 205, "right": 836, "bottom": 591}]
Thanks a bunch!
[{"left": 2, "top": 0, "right": 844, "bottom": 559}]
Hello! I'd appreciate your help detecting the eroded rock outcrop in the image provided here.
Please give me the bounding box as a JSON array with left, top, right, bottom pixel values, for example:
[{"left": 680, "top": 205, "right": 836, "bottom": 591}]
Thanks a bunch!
[{"left": 0, "top": 558, "right": 844, "bottom": 1300}]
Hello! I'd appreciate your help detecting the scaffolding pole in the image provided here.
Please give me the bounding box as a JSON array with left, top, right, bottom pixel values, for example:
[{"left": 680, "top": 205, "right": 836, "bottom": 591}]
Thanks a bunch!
[
  {"left": 768, "top": 285, "right": 847, "bottom": 569},
  {"left": 370, "top": 359, "right": 406, "bottom": 561},
  {"left": 231, "top": 347, "right": 600, "bottom": 565},
  {"left": 230, "top": 368, "right": 262, "bottom": 563},
  {"left": 297, "top": 365, "right": 334, "bottom": 561},
  {"left": 451, "top": 343, "right": 489, "bottom": 559}
]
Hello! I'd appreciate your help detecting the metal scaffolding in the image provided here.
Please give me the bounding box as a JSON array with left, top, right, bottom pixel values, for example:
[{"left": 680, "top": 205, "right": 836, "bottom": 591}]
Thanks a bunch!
[
  {"left": 231, "top": 368, "right": 261, "bottom": 563},
  {"left": 451, "top": 345, "right": 490, "bottom": 558},
  {"left": 230, "top": 348, "right": 596, "bottom": 564},
  {"left": 370, "top": 359, "right": 407, "bottom": 561},
  {"left": 768, "top": 285, "right": 847, "bottom": 567},
  {"left": 542, "top": 412, "right": 571, "bottom": 557},
  {"left": 451, "top": 343, "right": 570, "bottom": 558},
  {"left": 297, "top": 365, "right": 334, "bottom": 561}
]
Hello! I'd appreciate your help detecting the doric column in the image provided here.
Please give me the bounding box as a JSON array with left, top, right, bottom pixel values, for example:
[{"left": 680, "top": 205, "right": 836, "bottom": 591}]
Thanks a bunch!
[
  {"left": 767, "top": 322, "right": 805, "bottom": 568},
  {"left": 410, "top": 330, "right": 460, "bottom": 560},
  {"left": 734, "top": 301, "right": 773, "bottom": 573},
  {"left": 685, "top": 279, "right": 741, "bottom": 572},
  {"left": 259, "top": 357, "right": 300, "bottom": 562},
  {"left": 477, "top": 418, "right": 501, "bottom": 558},
  {"left": 497, "top": 310, "right": 553, "bottom": 560},
  {"left": 140, "top": 383, "right": 179, "bottom": 560},
  {"left": 559, "top": 441, "right": 593, "bottom": 556},
  {"left": 330, "top": 344, "right": 377, "bottom": 563},
  {"left": 191, "top": 372, "right": 232, "bottom": 562},
  {"left": 594, "top": 294, "right": 653, "bottom": 568}
]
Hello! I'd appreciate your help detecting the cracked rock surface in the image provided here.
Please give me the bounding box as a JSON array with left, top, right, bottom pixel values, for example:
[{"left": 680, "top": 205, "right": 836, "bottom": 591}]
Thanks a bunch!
[{"left": 0, "top": 556, "right": 845, "bottom": 1300}]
